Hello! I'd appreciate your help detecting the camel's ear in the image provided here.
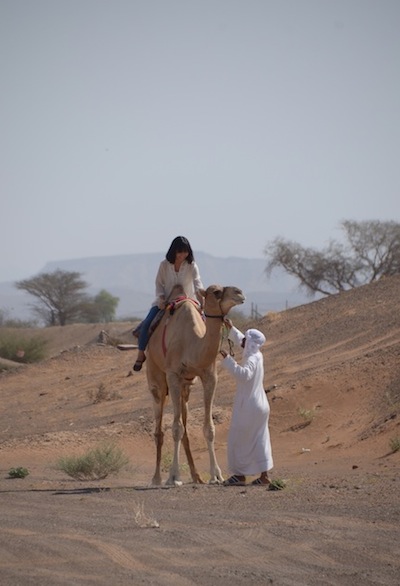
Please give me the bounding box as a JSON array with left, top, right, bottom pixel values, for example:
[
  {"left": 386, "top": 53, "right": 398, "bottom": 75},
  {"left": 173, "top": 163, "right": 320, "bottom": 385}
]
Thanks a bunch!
[{"left": 198, "top": 288, "right": 206, "bottom": 297}]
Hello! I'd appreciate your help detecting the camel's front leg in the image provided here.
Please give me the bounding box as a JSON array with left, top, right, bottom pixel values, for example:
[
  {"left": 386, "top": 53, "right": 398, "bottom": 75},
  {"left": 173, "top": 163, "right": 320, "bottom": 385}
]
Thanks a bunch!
[
  {"left": 181, "top": 386, "right": 204, "bottom": 484},
  {"left": 151, "top": 392, "right": 164, "bottom": 486},
  {"left": 150, "top": 383, "right": 166, "bottom": 486},
  {"left": 201, "top": 370, "right": 224, "bottom": 484},
  {"left": 166, "top": 372, "right": 184, "bottom": 486}
]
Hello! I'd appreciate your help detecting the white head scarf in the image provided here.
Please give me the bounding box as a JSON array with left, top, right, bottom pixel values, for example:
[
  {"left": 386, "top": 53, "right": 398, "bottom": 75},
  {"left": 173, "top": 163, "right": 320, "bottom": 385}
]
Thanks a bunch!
[{"left": 243, "top": 328, "right": 266, "bottom": 358}]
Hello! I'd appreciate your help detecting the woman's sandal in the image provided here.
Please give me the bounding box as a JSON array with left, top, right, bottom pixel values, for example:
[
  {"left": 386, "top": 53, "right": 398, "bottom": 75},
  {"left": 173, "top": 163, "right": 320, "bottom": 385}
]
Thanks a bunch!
[
  {"left": 133, "top": 356, "right": 146, "bottom": 372},
  {"left": 223, "top": 475, "right": 246, "bottom": 486}
]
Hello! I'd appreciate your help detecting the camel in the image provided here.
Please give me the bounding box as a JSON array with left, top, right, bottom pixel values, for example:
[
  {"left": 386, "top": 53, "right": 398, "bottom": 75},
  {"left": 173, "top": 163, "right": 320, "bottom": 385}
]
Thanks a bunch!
[{"left": 145, "top": 284, "right": 245, "bottom": 486}]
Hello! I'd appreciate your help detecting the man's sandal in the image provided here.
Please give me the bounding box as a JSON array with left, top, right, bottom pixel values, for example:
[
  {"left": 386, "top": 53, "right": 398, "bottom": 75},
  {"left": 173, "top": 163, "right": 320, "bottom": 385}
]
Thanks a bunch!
[
  {"left": 223, "top": 475, "right": 246, "bottom": 486},
  {"left": 133, "top": 356, "right": 146, "bottom": 372},
  {"left": 251, "top": 477, "right": 271, "bottom": 486}
]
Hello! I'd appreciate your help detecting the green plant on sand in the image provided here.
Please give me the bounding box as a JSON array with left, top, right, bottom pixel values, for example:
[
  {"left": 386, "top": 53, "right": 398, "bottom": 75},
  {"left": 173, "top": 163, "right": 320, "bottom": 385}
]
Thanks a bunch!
[{"left": 56, "top": 443, "right": 129, "bottom": 480}]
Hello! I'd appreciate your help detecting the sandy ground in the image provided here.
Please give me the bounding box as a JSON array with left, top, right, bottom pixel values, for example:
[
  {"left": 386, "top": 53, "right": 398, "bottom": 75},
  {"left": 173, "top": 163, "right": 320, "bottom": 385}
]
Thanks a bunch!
[{"left": 0, "top": 275, "right": 399, "bottom": 586}]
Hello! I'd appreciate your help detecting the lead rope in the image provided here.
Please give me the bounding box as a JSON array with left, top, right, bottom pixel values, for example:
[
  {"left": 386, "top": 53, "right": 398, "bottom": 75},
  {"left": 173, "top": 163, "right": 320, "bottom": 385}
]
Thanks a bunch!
[{"left": 220, "top": 323, "right": 235, "bottom": 357}]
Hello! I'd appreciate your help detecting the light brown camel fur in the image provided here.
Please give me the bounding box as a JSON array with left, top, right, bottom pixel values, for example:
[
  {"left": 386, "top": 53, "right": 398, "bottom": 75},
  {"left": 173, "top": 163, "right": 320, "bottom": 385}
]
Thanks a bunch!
[{"left": 145, "top": 284, "right": 245, "bottom": 486}]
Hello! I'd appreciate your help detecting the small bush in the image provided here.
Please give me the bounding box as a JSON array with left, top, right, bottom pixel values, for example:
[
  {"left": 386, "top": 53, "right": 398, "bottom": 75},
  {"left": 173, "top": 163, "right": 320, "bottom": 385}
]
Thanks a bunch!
[
  {"left": 0, "top": 331, "right": 47, "bottom": 363},
  {"left": 389, "top": 437, "right": 400, "bottom": 453},
  {"left": 0, "top": 309, "right": 38, "bottom": 328},
  {"left": 56, "top": 443, "right": 129, "bottom": 480},
  {"left": 8, "top": 467, "right": 29, "bottom": 479},
  {"left": 298, "top": 408, "right": 315, "bottom": 423},
  {"left": 87, "top": 383, "right": 121, "bottom": 404},
  {"left": 269, "top": 478, "right": 286, "bottom": 491}
]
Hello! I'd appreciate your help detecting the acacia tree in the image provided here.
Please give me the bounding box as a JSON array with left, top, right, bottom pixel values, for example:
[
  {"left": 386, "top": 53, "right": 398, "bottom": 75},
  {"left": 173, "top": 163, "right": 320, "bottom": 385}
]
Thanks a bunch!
[
  {"left": 15, "top": 270, "right": 89, "bottom": 326},
  {"left": 264, "top": 220, "right": 400, "bottom": 296}
]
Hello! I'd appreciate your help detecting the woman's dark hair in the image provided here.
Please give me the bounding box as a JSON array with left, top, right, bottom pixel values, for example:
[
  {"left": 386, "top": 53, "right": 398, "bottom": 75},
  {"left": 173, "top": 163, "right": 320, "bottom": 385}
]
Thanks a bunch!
[{"left": 166, "top": 236, "right": 194, "bottom": 264}]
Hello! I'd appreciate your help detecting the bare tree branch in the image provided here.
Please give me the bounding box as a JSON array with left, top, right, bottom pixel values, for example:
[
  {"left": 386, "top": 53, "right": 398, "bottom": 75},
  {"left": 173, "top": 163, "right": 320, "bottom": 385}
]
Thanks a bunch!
[{"left": 264, "top": 220, "right": 400, "bottom": 296}]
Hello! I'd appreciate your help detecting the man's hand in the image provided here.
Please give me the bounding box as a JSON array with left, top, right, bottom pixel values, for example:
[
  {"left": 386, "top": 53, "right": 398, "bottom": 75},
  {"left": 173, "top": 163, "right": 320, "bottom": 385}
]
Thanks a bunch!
[{"left": 223, "top": 318, "right": 233, "bottom": 329}]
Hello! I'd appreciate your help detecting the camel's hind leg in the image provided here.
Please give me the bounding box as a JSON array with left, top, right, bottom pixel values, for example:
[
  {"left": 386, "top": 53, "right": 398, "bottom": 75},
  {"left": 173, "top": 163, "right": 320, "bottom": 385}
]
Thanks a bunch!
[
  {"left": 181, "top": 383, "right": 204, "bottom": 484},
  {"left": 201, "top": 371, "right": 224, "bottom": 484}
]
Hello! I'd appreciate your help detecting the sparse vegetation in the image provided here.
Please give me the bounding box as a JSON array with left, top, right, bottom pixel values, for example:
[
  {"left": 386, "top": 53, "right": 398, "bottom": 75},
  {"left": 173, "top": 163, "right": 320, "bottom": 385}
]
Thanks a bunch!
[
  {"left": 0, "top": 309, "right": 38, "bottom": 328},
  {"left": 389, "top": 437, "right": 400, "bottom": 453},
  {"left": 56, "top": 443, "right": 129, "bottom": 480},
  {"left": 298, "top": 408, "right": 315, "bottom": 423},
  {"left": 0, "top": 331, "right": 47, "bottom": 363},
  {"left": 8, "top": 467, "right": 29, "bottom": 478},
  {"left": 87, "top": 382, "right": 121, "bottom": 403},
  {"left": 265, "top": 311, "right": 280, "bottom": 322},
  {"left": 269, "top": 478, "right": 286, "bottom": 491},
  {"left": 131, "top": 502, "right": 160, "bottom": 528},
  {"left": 288, "top": 407, "right": 316, "bottom": 431}
]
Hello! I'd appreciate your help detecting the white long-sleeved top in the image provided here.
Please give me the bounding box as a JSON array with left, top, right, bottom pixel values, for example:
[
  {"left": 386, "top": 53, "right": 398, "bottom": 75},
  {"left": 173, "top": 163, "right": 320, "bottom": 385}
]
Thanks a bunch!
[
  {"left": 152, "top": 259, "right": 204, "bottom": 306},
  {"left": 221, "top": 325, "right": 274, "bottom": 475}
]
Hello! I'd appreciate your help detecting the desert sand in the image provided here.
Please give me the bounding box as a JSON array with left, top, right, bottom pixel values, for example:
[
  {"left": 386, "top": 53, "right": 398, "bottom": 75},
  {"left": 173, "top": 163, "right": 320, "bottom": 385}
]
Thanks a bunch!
[{"left": 0, "top": 275, "right": 399, "bottom": 585}]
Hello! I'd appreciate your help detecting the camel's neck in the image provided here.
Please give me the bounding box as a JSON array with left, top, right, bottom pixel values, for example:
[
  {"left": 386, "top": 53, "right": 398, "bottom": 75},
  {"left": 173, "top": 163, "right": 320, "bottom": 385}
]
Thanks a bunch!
[{"left": 201, "top": 315, "right": 224, "bottom": 363}]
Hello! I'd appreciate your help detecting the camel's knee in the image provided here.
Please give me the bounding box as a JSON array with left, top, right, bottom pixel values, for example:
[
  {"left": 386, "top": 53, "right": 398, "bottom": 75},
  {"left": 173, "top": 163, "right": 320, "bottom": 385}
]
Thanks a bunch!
[{"left": 154, "top": 429, "right": 164, "bottom": 446}]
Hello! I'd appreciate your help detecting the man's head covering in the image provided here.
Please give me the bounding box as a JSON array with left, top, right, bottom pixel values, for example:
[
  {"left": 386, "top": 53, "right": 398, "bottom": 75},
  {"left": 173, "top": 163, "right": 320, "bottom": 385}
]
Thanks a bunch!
[{"left": 243, "top": 328, "right": 266, "bottom": 357}]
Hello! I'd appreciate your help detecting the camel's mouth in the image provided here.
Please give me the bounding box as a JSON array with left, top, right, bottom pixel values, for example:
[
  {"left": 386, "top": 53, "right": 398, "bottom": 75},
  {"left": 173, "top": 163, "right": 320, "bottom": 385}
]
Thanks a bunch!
[{"left": 234, "top": 289, "right": 246, "bottom": 305}]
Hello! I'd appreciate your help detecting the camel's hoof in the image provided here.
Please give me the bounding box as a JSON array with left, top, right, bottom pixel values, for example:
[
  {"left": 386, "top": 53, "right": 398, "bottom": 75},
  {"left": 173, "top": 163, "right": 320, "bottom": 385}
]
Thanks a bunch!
[
  {"left": 209, "top": 478, "right": 223, "bottom": 485},
  {"left": 165, "top": 478, "right": 183, "bottom": 487}
]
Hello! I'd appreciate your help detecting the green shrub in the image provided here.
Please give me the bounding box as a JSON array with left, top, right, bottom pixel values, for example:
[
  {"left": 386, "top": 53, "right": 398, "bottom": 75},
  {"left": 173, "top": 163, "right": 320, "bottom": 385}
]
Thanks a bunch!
[
  {"left": 298, "top": 408, "right": 315, "bottom": 422},
  {"left": 269, "top": 478, "right": 286, "bottom": 491},
  {"left": 0, "top": 331, "right": 47, "bottom": 363},
  {"left": 8, "top": 467, "right": 29, "bottom": 478},
  {"left": 56, "top": 443, "right": 129, "bottom": 480}
]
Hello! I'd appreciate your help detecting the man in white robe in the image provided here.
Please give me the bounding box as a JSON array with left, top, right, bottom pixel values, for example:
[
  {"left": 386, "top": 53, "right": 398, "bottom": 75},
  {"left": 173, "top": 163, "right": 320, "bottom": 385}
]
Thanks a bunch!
[{"left": 220, "top": 324, "right": 273, "bottom": 486}]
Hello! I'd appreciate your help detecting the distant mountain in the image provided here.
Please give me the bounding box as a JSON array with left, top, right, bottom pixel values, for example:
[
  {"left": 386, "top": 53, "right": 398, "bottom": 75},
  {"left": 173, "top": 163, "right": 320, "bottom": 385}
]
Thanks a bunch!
[{"left": 0, "top": 252, "right": 313, "bottom": 321}]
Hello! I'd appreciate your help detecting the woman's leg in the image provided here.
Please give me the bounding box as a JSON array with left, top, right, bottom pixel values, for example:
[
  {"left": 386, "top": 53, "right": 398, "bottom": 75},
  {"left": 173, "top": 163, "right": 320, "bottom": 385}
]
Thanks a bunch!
[{"left": 134, "top": 306, "right": 159, "bottom": 371}]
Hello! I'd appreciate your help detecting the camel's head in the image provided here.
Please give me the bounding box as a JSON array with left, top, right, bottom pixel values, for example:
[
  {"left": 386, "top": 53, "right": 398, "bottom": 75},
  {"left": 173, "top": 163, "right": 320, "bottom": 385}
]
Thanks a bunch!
[{"left": 201, "top": 285, "right": 245, "bottom": 317}]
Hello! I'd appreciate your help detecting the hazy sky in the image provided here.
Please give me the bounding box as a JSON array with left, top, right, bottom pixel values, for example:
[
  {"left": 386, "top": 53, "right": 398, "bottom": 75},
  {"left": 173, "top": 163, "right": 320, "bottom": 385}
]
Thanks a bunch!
[{"left": 1, "top": 0, "right": 399, "bottom": 281}]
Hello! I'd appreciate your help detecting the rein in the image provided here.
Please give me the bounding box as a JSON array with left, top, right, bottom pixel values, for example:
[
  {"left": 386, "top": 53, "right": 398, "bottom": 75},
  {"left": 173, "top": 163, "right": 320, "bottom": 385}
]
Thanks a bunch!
[
  {"left": 205, "top": 301, "right": 235, "bottom": 356},
  {"left": 219, "top": 322, "right": 235, "bottom": 357}
]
